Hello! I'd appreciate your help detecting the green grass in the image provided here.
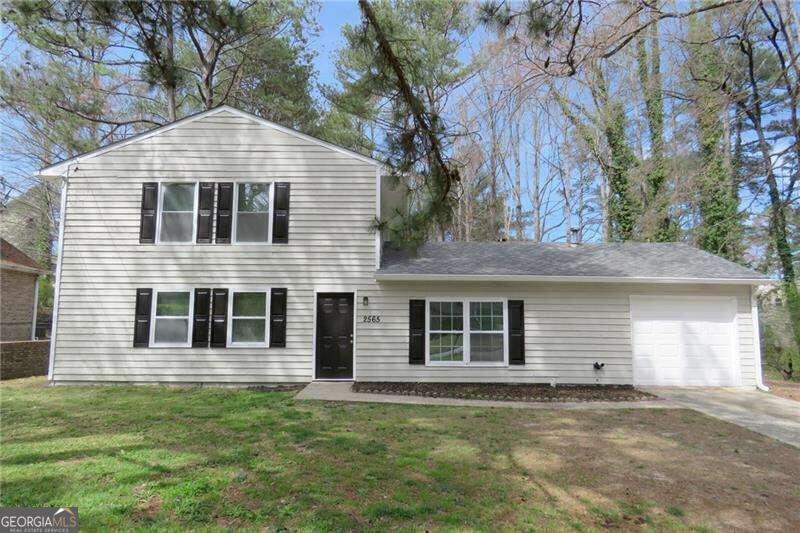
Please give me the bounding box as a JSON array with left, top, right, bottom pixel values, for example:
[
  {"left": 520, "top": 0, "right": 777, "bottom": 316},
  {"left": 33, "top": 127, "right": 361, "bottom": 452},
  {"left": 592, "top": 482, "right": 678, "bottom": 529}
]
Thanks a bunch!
[{"left": 2, "top": 378, "right": 798, "bottom": 531}]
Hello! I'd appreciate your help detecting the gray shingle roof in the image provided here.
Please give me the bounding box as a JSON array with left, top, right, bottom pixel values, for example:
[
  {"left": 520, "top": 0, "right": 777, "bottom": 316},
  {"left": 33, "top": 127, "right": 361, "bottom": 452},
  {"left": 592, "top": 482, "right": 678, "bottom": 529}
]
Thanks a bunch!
[{"left": 377, "top": 242, "right": 769, "bottom": 282}]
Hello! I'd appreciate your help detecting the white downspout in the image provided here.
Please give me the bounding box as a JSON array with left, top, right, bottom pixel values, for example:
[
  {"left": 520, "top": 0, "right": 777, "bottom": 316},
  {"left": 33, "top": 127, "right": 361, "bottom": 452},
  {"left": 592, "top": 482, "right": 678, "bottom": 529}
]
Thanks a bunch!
[
  {"left": 751, "top": 286, "right": 770, "bottom": 391},
  {"left": 47, "top": 165, "right": 71, "bottom": 383},
  {"left": 30, "top": 274, "right": 40, "bottom": 340},
  {"left": 374, "top": 166, "right": 381, "bottom": 270}
]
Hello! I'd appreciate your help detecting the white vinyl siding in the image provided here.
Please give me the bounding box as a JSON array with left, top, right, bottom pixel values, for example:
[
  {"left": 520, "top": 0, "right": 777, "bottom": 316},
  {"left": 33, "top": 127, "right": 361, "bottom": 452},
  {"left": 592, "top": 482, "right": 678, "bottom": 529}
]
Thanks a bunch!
[
  {"left": 51, "top": 110, "right": 379, "bottom": 383},
  {"left": 355, "top": 282, "right": 757, "bottom": 386}
]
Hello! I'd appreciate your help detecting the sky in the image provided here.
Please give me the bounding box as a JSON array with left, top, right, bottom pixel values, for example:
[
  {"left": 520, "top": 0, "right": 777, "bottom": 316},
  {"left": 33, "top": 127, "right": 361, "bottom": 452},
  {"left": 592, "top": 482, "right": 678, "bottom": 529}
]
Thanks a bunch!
[
  {"left": 0, "top": 1, "right": 366, "bottom": 190},
  {"left": 312, "top": 1, "right": 363, "bottom": 90}
]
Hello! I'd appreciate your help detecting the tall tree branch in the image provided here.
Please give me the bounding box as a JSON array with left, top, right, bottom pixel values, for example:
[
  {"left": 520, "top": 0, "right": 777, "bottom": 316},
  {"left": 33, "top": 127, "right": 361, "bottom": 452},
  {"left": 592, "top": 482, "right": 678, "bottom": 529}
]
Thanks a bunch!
[{"left": 357, "top": 0, "right": 459, "bottom": 199}]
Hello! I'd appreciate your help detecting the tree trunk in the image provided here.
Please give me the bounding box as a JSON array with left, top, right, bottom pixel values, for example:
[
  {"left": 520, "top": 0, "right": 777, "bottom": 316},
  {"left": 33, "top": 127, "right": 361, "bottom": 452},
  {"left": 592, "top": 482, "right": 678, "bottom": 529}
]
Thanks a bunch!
[
  {"left": 165, "top": 0, "right": 177, "bottom": 122},
  {"left": 737, "top": 32, "right": 799, "bottom": 352},
  {"left": 531, "top": 122, "right": 542, "bottom": 242}
]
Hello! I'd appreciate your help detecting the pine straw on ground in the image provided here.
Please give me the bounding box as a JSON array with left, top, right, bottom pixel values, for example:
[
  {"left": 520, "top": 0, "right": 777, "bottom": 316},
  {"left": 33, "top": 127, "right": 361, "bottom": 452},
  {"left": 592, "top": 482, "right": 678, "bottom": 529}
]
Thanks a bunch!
[{"left": 351, "top": 382, "right": 657, "bottom": 402}]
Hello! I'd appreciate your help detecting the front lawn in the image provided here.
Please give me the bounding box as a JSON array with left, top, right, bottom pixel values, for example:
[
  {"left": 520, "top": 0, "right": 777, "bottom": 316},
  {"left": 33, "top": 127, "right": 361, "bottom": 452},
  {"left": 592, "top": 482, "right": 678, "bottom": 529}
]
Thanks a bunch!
[{"left": 1, "top": 378, "right": 799, "bottom": 531}]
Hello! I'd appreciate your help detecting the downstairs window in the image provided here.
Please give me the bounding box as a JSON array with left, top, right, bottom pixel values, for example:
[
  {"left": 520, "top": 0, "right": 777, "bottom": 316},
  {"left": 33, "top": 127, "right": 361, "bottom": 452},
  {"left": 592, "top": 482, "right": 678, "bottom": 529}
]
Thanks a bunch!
[
  {"left": 228, "top": 290, "right": 269, "bottom": 346},
  {"left": 152, "top": 290, "right": 192, "bottom": 346},
  {"left": 428, "top": 299, "right": 507, "bottom": 366}
]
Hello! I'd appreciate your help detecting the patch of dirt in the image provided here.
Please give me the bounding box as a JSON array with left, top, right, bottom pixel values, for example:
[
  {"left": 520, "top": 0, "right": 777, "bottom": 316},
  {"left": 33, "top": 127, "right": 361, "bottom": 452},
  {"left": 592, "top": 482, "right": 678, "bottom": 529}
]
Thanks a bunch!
[
  {"left": 222, "top": 476, "right": 261, "bottom": 512},
  {"left": 215, "top": 516, "right": 243, "bottom": 528},
  {"left": 131, "top": 495, "right": 163, "bottom": 521},
  {"left": 514, "top": 409, "right": 800, "bottom": 531},
  {"left": 766, "top": 378, "right": 800, "bottom": 402},
  {"left": 351, "top": 382, "right": 656, "bottom": 402}
]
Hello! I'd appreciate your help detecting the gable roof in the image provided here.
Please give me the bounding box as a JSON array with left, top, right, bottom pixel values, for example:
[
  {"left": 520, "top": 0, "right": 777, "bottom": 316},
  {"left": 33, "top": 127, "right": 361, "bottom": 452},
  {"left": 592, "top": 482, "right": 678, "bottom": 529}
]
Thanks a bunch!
[
  {"left": 38, "top": 105, "right": 383, "bottom": 177},
  {"left": 377, "top": 242, "right": 770, "bottom": 285},
  {"left": 0, "top": 238, "right": 47, "bottom": 274}
]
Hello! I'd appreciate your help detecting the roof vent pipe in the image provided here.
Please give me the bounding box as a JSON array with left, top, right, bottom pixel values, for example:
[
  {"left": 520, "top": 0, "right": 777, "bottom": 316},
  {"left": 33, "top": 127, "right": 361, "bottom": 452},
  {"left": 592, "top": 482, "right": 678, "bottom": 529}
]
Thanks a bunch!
[{"left": 568, "top": 227, "right": 580, "bottom": 247}]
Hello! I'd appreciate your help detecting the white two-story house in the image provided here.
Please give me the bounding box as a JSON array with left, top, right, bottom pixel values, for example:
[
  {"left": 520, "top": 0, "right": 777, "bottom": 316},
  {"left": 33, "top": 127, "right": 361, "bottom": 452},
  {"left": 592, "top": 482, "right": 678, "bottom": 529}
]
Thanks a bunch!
[{"left": 40, "top": 106, "right": 769, "bottom": 387}]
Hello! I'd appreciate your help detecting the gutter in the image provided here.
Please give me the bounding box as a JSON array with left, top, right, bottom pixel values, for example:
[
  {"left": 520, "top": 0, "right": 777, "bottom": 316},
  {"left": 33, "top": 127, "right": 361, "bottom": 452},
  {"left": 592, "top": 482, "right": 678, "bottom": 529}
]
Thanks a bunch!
[
  {"left": 375, "top": 273, "right": 772, "bottom": 285},
  {"left": 751, "top": 287, "right": 770, "bottom": 392},
  {"left": 47, "top": 166, "right": 71, "bottom": 383}
]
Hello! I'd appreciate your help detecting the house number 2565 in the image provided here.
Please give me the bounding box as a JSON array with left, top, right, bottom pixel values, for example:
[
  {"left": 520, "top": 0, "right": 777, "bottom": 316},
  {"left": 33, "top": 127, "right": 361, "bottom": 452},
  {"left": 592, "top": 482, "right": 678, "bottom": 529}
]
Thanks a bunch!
[{"left": 362, "top": 315, "right": 381, "bottom": 324}]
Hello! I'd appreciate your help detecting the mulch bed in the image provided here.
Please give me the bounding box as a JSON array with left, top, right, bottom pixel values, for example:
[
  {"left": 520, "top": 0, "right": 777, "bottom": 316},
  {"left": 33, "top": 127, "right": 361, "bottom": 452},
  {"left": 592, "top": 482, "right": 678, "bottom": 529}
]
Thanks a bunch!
[{"left": 351, "top": 382, "right": 657, "bottom": 402}]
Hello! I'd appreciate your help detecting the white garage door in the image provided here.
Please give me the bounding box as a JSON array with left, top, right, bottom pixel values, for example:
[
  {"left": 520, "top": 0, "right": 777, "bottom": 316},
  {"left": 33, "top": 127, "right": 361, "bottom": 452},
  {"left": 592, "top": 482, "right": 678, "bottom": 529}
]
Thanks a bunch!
[{"left": 630, "top": 296, "right": 739, "bottom": 386}]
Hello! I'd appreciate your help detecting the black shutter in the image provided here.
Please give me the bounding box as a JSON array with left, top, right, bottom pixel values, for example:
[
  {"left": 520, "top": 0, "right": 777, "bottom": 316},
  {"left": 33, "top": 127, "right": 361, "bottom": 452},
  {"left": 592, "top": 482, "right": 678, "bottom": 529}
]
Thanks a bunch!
[
  {"left": 210, "top": 288, "right": 229, "bottom": 347},
  {"left": 509, "top": 300, "right": 525, "bottom": 365},
  {"left": 409, "top": 299, "right": 425, "bottom": 365},
  {"left": 215, "top": 183, "right": 233, "bottom": 244},
  {"left": 192, "top": 288, "right": 211, "bottom": 347},
  {"left": 272, "top": 182, "right": 290, "bottom": 244},
  {"left": 196, "top": 183, "right": 214, "bottom": 243},
  {"left": 139, "top": 183, "right": 158, "bottom": 243},
  {"left": 133, "top": 288, "right": 152, "bottom": 347},
  {"left": 270, "top": 288, "right": 287, "bottom": 347}
]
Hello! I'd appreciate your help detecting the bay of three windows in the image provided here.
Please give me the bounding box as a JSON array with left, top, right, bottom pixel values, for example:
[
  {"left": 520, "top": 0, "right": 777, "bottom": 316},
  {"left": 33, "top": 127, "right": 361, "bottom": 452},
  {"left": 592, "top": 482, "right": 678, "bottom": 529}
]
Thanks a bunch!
[{"left": 158, "top": 182, "right": 271, "bottom": 244}]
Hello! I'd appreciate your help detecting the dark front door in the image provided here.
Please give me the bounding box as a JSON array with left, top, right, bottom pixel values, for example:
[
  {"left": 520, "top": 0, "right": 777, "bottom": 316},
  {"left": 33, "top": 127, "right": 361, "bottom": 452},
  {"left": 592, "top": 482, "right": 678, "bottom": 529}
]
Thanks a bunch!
[{"left": 315, "top": 293, "right": 354, "bottom": 379}]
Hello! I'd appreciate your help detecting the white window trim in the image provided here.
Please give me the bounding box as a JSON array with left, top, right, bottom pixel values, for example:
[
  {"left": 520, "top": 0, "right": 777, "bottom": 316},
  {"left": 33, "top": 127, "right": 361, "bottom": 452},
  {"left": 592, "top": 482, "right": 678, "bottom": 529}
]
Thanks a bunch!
[
  {"left": 150, "top": 288, "right": 194, "bottom": 348},
  {"left": 226, "top": 287, "right": 271, "bottom": 347},
  {"left": 425, "top": 297, "right": 509, "bottom": 367},
  {"left": 231, "top": 182, "right": 273, "bottom": 245},
  {"left": 156, "top": 182, "right": 199, "bottom": 245}
]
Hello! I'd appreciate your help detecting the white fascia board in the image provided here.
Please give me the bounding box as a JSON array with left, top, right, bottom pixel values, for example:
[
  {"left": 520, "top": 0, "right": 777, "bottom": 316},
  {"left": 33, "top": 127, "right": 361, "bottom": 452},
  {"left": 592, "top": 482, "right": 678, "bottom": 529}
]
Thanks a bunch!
[
  {"left": 374, "top": 273, "right": 773, "bottom": 285},
  {"left": 38, "top": 105, "right": 385, "bottom": 177}
]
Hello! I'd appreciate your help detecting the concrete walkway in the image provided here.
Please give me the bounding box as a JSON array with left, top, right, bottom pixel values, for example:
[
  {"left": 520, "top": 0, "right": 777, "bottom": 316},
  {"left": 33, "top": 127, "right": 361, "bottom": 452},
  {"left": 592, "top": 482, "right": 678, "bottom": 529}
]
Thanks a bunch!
[
  {"left": 647, "top": 387, "right": 800, "bottom": 448},
  {"left": 296, "top": 381, "right": 674, "bottom": 410}
]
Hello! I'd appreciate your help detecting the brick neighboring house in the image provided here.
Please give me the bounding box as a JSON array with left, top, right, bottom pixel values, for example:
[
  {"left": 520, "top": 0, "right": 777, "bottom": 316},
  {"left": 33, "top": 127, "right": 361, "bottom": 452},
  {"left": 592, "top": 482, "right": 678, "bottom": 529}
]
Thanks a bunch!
[{"left": 1, "top": 238, "right": 47, "bottom": 341}]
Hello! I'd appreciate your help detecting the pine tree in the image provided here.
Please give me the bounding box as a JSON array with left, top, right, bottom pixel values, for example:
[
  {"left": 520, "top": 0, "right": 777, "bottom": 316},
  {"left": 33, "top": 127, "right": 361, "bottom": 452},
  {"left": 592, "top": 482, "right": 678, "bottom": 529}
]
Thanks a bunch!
[{"left": 333, "top": 0, "right": 473, "bottom": 247}]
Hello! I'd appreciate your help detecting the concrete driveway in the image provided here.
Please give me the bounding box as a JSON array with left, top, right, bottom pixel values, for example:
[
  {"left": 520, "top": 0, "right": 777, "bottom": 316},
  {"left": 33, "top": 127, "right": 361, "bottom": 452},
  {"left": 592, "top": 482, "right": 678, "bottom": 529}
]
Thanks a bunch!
[{"left": 649, "top": 387, "right": 800, "bottom": 448}]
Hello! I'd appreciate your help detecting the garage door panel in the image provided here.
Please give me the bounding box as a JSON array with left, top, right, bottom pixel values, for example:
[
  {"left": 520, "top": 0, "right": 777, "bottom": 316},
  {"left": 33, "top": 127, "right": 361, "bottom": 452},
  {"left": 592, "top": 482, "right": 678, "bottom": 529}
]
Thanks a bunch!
[
  {"left": 683, "top": 345, "right": 728, "bottom": 359},
  {"left": 631, "top": 296, "right": 738, "bottom": 386}
]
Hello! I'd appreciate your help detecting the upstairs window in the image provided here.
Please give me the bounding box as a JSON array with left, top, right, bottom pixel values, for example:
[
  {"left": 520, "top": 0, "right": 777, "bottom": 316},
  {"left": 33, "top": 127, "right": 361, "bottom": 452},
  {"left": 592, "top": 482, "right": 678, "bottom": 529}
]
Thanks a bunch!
[
  {"left": 234, "top": 183, "right": 271, "bottom": 243},
  {"left": 152, "top": 290, "right": 192, "bottom": 346},
  {"left": 158, "top": 183, "right": 197, "bottom": 243},
  {"left": 228, "top": 291, "right": 269, "bottom": 346}
]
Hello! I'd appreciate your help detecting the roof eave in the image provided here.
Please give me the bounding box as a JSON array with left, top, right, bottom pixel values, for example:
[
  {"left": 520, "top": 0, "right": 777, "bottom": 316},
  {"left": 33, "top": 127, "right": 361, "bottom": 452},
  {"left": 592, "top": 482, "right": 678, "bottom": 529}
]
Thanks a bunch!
[{"left": 374, "top": 272, "right": 773, "bottom": 285}]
